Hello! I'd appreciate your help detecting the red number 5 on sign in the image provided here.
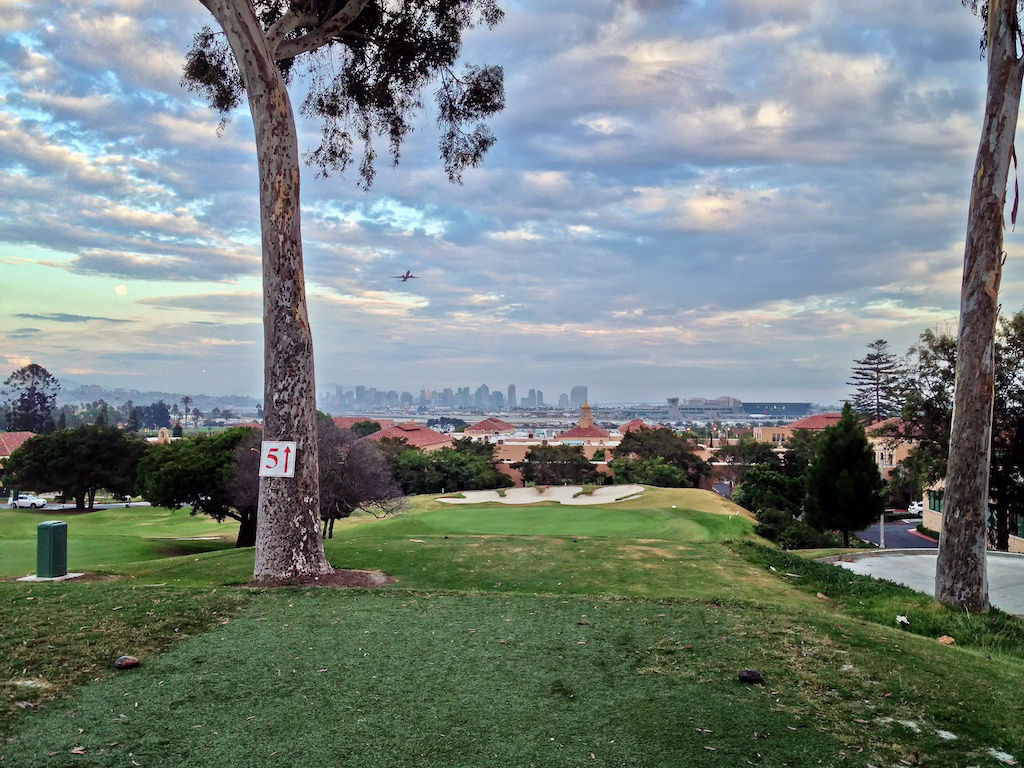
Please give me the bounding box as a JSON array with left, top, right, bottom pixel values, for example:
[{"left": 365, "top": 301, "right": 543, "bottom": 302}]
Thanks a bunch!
[{"left": 259, "top": 441, "right": 297, "bottom": 478}]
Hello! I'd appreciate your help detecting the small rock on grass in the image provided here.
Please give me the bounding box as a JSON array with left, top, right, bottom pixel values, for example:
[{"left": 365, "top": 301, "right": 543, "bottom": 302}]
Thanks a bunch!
[
  {"left": 936, "top": 635, "right": 955, "bottom": 645},
  {"left": 114, "top": 655, "right": 140, "bottom": 670},
  {"left": 738, "top": 669, "right": 764, "bottom": 685}
]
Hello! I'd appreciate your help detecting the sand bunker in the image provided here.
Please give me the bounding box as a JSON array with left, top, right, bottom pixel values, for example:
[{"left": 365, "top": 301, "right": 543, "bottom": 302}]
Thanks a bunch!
[{"left": 437, "top": 485, "right": 644, "bottom": 506}]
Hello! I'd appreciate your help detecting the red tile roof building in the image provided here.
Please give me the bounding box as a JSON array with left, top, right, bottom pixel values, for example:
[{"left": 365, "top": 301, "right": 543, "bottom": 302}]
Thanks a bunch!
[
  {"left": 367, "top": 422, "right": 452, "bottom": 452},
  {"left": 465, "top": 416, "right": 517, "bottom": 438},
  {"left": 0, "top": 431, "right": 35, "bottom": 458},
  {"left": 332, "top": 417, "right": 398, "bottom": 433},
  {"left": 751, "top": 413, "right": 842, "bottom": 444},
  {"left": 618, "top": 419, "right": 651, "bottom": 434},
  {"left": 785, "top": 413, "right": 843, "bottom": 430},
  {"left": 555, "top": 402, "right": 610, "bottom": 442},
  {"left": 0, "top": 431, "right": 36, "bottom": 473}
]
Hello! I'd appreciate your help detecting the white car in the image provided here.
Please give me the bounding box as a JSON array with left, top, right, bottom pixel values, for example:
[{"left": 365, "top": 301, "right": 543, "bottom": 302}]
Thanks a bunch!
[
  {"left": 8, "top": 494, "right": 47, "bottom": 509},
  {"left": 907, "top": 501, "right": 924, "bottom": 515}
]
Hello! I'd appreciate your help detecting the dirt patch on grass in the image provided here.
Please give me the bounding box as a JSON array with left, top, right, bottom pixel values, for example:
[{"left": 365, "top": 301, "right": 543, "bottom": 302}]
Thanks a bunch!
[
  {"left": 246, "top": 568, "right": 395, "bottom": 589},
  {"left": 619, "top": 544, "right": 679, "bottom": 560}
]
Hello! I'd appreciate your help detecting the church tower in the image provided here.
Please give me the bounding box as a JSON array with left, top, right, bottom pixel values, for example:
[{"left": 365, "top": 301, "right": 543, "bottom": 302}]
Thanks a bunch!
[{"left": 579, "top": 401, "right": 594, "bottom": 429}]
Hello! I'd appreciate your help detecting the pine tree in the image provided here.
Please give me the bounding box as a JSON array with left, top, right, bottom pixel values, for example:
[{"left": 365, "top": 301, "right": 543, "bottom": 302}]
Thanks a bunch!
[
  {"left": 848, "top": 339, "right": 902, "bottom": 423},
  {"left": 804, "top": 403, "right": 886, "bottom": 547},
  {"left": 126, "top": 408, "right": 140, "bottom": 433},
  {"left": 2, "top": 364, "right": 60, "bottom": 432}
]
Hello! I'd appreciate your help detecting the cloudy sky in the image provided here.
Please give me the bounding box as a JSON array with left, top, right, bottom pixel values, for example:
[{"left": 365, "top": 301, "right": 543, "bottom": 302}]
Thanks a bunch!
[{"left": 0, "top": 0, "right": 1019, "bottom": 405}]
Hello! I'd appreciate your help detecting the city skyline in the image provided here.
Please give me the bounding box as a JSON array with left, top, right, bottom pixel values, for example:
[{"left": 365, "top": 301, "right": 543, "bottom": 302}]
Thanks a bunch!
[{"left": 3, "top": 3, "right": 1022, "bottom": 403}]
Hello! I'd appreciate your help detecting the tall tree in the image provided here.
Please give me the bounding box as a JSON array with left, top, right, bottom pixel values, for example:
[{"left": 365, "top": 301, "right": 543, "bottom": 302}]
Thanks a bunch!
[
  {"left": 938, "top": 0, "right": 1024, "bottom": 611},
  {"left": 903, "top": 317, "right": 1024, "bottom": 552},
  {"left": 183, "top": 0, "right": 504, "bottom": 580},
  {"left": 896, "top": 327, "right": 958, "bottom": 489},
  {"left": 2, "top": 364, "right": 60, "bottom": 433},
  {"left": 847, "top": 339, "right": 903, "bottom": 422},
  {"left": 317, "top": 420, "right": 403, "bottom": 537},
  {"left": 514, "top": 444, "right": 596, "bottom": 487},
  {"left": 5, "top": 426, "right": 145, "bottom": 510},
  {"left": 991, "top": 312, "right": 1024, "bottom": 550},
  {"left": 612, "top": 427, "right": 708, "bottom": 486},
  {"left": 139, "top": 428, "right": 257, "bottom": 546},
  {"left": 803, "top": 404, "right": 885, "bottom": 548},
  {"left": 181, "top": 396, "right": 193, "bottom": 430}
]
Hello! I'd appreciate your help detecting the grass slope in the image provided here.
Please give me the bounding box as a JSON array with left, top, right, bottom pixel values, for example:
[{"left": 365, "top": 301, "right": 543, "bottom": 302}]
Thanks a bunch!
[{"left": 1, "top": 487, "right": 1023, "bottom": 766}]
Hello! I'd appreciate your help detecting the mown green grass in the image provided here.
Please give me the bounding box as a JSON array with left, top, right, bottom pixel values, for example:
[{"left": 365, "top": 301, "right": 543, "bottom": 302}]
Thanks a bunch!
[
  {"left": 2, "top": 487, "right": 1023, "bottom": 766},
  {"left": 357, "top": 503, "right": 749, "bottom": 540},
  {"left": 0, "top": 581, "right": 250, "bottom": 734},
  {"left": 0, "top": 506, "right": 237, "bottom": 577},
  {"left": 4, "top": 590, "right": 1022, "bottom": 767}
]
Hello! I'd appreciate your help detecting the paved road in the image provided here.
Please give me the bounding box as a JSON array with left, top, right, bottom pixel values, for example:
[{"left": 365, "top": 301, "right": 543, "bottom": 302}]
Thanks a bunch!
[
  {"left": 832, "top": 550, "right": 1024, "bottom": 614},
  {"left": 856, "top": 518, "right": 937, "bottom": 549},
  {"left": 13, "top": 501, "right": 153, "bottom": 511}
]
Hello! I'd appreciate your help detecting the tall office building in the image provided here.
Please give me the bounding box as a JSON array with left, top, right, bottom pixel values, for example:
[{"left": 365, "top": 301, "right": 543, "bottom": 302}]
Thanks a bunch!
[
  {"left": 536, "top": 390, "right": 544, "bottom": 407},
  {"left": 474, "top": 384, "right": 490, "bottom": 408},
  {"left": 558, "top": 392, "right": 569, "bottom": 408},
  {"left": 507, "top": 384, "right": 517, "bottom": 410},
  {"left": 570, "top": 386, "right": 588, "bottom": 408}
]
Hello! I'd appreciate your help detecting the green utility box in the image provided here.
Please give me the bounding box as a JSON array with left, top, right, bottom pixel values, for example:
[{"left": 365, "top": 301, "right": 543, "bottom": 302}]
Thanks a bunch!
[{"left": 36, "top": 520, "right": 68, "bottom": 579}]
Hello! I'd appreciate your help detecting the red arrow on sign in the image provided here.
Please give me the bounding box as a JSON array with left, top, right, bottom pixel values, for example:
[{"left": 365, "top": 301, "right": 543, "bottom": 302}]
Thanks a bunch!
[{"left": 283, "top": 445, "right": 291, "bottom": 475}]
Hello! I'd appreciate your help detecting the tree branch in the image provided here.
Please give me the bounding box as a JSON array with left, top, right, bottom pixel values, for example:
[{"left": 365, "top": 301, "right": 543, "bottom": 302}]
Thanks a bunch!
[
  {"left": 267, "top": 8, "right": 319, "bottom": 57},
  {"left": 274, "top": 0, "right": 371, "bottom": 60}
]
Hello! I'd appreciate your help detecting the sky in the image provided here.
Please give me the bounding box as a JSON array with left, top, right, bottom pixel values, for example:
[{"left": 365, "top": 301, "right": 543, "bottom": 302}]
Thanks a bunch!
[{"left": 0, "top": 0, "right": 1020, "bottom": 405}]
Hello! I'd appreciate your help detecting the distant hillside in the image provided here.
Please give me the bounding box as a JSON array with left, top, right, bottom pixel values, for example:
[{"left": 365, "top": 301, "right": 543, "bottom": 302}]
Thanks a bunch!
[{"left": 57, "top": 381, "right": 261, "bottom": 412}]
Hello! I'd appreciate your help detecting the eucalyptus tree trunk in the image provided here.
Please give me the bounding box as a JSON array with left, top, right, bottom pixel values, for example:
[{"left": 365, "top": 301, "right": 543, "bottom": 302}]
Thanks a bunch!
[
  {"left": 936, "top": 0, "right": 1023, "bottom": 611},
  {"left": 198, "top": 0, "right": 331, "bottom": 580}
]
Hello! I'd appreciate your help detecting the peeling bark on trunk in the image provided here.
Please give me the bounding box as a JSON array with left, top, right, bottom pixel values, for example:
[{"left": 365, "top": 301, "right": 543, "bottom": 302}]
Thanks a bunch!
[
  {"left": 199, "top": 0, "right": 331, "bottom": 580},
  {"left": 936, "top": 1, "right": 1023, "bottom": 612}
]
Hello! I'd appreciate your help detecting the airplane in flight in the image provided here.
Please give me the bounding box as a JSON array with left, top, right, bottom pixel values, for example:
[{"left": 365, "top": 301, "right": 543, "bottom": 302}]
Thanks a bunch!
[{"left": 393, "top": 270, "right": 419, "bottom": 282}]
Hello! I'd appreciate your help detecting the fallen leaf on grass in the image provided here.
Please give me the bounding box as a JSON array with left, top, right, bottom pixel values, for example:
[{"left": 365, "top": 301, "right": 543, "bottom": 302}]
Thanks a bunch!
[
  {"left": 70, "top": 746, "right": 87, "bottom": 755},
  {"left": 937, "top": 635, "right": 955, "bottom": 645},
  {"left": 815, "top": 592, "right": 829, "bottom": 600}
]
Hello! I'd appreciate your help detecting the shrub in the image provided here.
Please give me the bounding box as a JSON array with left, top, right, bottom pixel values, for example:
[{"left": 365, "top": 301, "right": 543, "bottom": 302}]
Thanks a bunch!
[{"left": 777, "top": 519, "right": 831, "bottom": 549}]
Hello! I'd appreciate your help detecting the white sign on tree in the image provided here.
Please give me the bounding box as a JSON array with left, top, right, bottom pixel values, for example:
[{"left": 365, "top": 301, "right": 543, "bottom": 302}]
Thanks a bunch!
[{"left": 259, "top": 441, "right": 297, "bottom": 478}]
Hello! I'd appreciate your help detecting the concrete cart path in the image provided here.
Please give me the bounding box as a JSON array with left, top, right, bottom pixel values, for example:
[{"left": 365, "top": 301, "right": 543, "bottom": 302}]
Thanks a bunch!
[
  {"left": 833, "top": 549, "right": 1024, "bottom": 615},
  {"left": 438, "top": 485, "right": 645, "bottom": 506}
]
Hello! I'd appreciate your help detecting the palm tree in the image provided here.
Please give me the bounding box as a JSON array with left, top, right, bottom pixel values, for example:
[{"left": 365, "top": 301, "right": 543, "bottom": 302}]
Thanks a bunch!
[{"left": 181, "top": 396, "right": 193, "bottom": 430}]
